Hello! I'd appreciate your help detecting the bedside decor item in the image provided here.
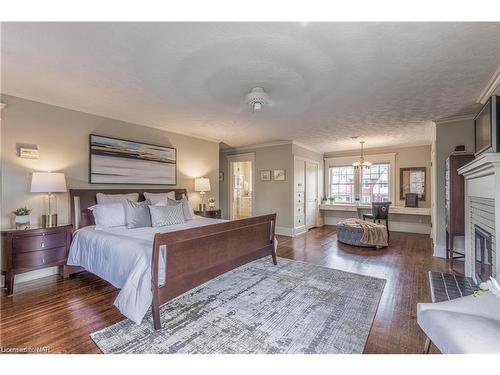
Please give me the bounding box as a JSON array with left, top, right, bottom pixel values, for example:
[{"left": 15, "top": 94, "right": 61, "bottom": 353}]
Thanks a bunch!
[
  {"left": 352, "top": 141, "right": 372, "bottom": 170},
  {"left": 194, "top": 177, "right": 211, "bottom": 211},
  {"left": 89, "top": 134, "right": 177, "bottom": 185},
  {"left": 208, "top": 197, "right": 216, "bottom": 209},
  {"left": 1, "top": 224, "right": 73, "bottom": 295},
  {"left": 260, "top": 170, "right": 271, "bottom": 181},
  {"left": 13, "top": 207, "right": 32, "bottom": 229},
  {"left": 30, "top": 172, "right": 67, "bottom": 228},
  {"left": 400, "top": 167, "right": 426, "bottom": 201},
  {"left": 273, "top": 169, "right": 286, "bottom": 181}
]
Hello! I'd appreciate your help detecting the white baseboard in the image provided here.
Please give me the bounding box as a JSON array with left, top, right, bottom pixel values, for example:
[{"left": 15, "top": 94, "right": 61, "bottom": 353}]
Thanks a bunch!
[
  {"left": 275, "top": 226, "right": 294, "bottom": 237},
  {"left": 13, "top": 266, "right": 60, "bottom": 285}
]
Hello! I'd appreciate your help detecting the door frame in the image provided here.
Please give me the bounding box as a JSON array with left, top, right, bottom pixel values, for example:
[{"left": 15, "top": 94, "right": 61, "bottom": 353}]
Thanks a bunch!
[{"left": 226, "top": 153, "right": 256, "bottom": 220}]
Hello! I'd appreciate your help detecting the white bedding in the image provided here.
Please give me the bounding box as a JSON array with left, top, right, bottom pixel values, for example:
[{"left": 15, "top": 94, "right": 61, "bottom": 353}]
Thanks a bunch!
[{"left": 67, "top": 215, "right": 227, "bottom": 324}]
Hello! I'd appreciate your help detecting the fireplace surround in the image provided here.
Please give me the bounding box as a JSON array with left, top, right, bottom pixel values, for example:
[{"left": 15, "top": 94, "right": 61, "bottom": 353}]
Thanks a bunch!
[{"left": 458, "top": 153, "right": 500, "bottom": 284}]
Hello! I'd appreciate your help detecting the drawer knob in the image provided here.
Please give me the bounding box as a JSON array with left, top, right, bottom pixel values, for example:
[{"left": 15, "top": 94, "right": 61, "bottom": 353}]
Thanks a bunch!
[
  {"left": 41, "top": 257, "right": 45, "bottom": 264},
  {"left": 42, "top": 233, "right": 46, "bottom": 236},
  {"left": 41, "top": 242, "right": 45, "bottom": 248}
]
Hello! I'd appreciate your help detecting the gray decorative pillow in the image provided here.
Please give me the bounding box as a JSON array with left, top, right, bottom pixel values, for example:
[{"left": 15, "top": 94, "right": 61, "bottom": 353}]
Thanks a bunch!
[
  {"left": 124, "top": 200, "right": 152, "bottom": 229},
  {"left": 167, "top": 197, "right": 194, "bottom": 220},
  {"left": 149, "top": 204, "right": 186, "bottom": 227}
]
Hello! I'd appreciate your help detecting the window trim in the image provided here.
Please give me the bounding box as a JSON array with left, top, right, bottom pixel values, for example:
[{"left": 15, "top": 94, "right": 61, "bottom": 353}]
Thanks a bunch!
[{"left": 324, "top": 153, "right": 396, "bottom": 205}]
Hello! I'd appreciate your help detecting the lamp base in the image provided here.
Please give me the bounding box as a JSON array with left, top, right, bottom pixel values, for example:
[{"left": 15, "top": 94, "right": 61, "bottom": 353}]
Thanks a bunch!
[
  {"left": 198, "top": 203, "right": 206, "bottom": 211},
  {"left": 42, "top": 214, "right": 58, "bottom": 228}
]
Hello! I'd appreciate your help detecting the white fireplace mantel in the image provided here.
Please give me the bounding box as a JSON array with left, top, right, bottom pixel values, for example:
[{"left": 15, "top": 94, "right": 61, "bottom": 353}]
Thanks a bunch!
[{"left": 458, "top": 153, "right": 500, "bottom": 283}]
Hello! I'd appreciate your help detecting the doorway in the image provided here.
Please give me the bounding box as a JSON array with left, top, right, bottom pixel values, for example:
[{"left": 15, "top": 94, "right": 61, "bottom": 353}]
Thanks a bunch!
[{"left": 228, "top": 154, "right": 254, "bottom": 220}]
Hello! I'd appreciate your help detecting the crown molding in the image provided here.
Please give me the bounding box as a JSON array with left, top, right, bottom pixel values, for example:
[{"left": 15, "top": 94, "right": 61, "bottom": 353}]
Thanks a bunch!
[
  {"left": 221, "top": 140, "right": 293, "bottom": 153},
  {"left": 477, "top": 64, "right": 500, "bottom": 104},
  {"left": 291, "top": 140, "right": 321, "bottom": 154},
  {"left": 433, "top": 113, "right": 476, "bottom": 125}
]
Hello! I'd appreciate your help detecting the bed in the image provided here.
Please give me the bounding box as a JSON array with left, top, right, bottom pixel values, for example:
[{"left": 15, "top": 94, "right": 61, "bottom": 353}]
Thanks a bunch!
[{"left": 65, "top": 189, "right": 277, "bottom": 330}]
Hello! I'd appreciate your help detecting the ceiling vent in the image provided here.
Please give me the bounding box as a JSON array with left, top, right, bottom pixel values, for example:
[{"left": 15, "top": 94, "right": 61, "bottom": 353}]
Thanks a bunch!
[{"left": 245, "top": 87, "right": 269, "bottom": 112}]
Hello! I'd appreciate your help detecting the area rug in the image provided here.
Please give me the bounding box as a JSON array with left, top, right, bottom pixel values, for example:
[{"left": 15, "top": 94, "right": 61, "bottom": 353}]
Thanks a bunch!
[{"left": 90, "top": 256, "right": 386, "bottom": 354}]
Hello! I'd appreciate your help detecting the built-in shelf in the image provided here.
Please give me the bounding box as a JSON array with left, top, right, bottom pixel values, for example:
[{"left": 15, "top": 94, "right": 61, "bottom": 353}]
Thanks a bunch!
[{"left": 319, "top": 204, "right": 431, "bottom": 216}]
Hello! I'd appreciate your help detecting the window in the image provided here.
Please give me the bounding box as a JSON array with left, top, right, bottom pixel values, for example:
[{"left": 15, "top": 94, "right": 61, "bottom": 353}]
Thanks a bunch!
[
  {"left": 328, "top": 166, "right": 355, "bottom": 203},
  {"left": 361, "top": 163, "right": 390, "bottom": 204}
]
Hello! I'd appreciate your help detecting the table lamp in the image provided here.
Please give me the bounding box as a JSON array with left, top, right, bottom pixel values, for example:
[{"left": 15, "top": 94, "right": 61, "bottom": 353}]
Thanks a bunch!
[
  {"left": 194, "top": 177, "right": 211, "bottom": 211},
  {"left": 31, "top": 172, "right": 67, "bottom": 227}
]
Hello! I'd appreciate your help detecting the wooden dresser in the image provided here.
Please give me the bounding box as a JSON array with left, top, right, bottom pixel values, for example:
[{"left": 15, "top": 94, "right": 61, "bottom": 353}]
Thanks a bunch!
[
  {"left": 445, "top": 153, "right": 474, "bottom": 263},
  {"left": 1, "top": 224, "right": 73, "bottom": 295}
]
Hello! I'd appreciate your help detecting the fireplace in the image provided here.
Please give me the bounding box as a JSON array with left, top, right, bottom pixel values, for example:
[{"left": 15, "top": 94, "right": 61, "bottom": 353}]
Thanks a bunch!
[{"left": 475, "top": 225, "right": 493, "bottom": 282}]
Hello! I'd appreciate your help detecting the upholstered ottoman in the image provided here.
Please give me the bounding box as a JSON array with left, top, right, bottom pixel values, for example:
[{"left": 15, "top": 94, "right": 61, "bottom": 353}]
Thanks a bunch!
[{"left": 337, "top": 222, "right": 375, "bottom": 248}]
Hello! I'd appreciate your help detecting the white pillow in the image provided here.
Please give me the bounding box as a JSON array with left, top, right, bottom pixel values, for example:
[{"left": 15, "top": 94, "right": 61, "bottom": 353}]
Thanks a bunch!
[
  {"left": 144, "top": 191, "right": 176, "bottom": 205},
  {"left": 96, "top": 192, "right": 139, "bottom": 204},
  {"left": 167, "top": 197, "right": 194, "bottom": 220},
  {"left": 89, "top": 202, "right": 126, "bottom": 228}
]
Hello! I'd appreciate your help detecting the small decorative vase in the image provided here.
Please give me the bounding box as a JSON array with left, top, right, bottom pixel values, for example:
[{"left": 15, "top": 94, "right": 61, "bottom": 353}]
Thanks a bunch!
[
  {"left": 208, "top": 201, "right": 216, "bottom": 209},
  {"left": 15, "top": 215, "right": 30, "bottom": 230}
]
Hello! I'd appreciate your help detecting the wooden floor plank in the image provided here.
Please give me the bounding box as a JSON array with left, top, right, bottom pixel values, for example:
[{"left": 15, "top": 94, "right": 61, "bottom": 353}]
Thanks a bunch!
[{"left": 0, "top": 227, "right": 463, "bottom": 354}]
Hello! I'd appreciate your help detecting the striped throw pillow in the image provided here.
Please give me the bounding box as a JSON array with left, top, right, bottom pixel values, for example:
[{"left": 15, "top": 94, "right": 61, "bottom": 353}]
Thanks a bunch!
[{"left": 149, "top": 204, "right": 186, "bottom": 227}]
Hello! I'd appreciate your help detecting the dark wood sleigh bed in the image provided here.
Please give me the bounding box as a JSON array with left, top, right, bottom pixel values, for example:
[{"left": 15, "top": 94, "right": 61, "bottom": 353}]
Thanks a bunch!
[{"left": 66, "top": 188, "right": 277, "bottom": 330}]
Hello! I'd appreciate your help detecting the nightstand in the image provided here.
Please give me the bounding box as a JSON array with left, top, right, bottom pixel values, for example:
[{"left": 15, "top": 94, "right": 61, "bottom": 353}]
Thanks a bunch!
[
  {"left": 194, "top": 209, "right": 222, "bottom": 219},
  {"left": 1, "top": 224, "right": 73, "bottom": 295}
]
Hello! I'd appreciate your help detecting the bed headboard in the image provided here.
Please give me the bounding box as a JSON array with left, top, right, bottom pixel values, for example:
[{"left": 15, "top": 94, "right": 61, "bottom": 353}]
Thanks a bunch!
[{"left": 69, "top": 188, "right": 188, "bottom": 229}]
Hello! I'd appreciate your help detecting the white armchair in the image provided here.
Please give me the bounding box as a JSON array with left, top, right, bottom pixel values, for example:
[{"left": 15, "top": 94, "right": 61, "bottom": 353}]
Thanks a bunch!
[{"left": 417, "top": 290, "right": 500, "bottom": 353}]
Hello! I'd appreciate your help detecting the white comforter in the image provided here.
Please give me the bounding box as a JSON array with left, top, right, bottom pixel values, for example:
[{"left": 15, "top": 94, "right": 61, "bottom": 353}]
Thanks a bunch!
[{"left": 67, "top": 216, "right": 227, "bottom": 324}]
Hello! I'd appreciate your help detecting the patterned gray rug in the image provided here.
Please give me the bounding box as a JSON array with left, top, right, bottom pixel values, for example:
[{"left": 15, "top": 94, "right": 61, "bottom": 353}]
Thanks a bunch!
[{"left": 91, "top": 256, "right": 386, "bottom": 354}]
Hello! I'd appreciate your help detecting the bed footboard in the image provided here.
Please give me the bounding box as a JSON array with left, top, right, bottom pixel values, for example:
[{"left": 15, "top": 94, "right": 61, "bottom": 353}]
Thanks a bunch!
[{"left": 151, "top": 214, "right": 277, "bottom": 330}]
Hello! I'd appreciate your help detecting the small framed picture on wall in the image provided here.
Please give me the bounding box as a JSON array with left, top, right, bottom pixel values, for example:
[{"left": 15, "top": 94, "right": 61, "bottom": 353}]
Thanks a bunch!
[
  {"left": 273, "top": 169, "right": 286, "bottom": 181},
  {"left": 219, "top": 171, "right": 224, "bottom": 181},
  {"left": 260, "top": 170, "right": 271, "bottom": 181}
]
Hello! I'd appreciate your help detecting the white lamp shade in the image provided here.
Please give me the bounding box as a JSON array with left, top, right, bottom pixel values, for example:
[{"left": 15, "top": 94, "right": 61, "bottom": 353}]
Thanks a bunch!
[
  {"left": 194, "top": 177, "right": 211, "bottom": 192},
  {"left": 31, "top": 172, "right": 67, "bottom": 193}
]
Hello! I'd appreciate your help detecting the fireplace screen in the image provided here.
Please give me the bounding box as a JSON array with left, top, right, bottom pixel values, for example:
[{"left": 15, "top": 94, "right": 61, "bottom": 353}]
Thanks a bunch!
[{"left": 475, "top": 225, "right": 493, "bottom": 282}]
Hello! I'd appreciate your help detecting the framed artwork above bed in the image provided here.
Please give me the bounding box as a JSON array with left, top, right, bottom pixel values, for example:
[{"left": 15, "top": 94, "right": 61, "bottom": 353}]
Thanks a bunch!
[{"left": 89, "top": 134, "right": 177, "bottom": 185}]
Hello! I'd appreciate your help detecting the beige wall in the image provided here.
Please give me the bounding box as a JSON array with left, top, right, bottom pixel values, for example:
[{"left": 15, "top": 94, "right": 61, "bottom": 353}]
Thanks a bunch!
[
  {"left": 220, "top": 144, "right": 294, "bottom": 230},
  {"left": 324, "top": 144, "right": 432, "bottom": 208},
  {"left": 433, "top": 118, "right": 475, "bottom": 258},
  {"left": 1, "top": 95, "right": 220, "bottom": 228}
]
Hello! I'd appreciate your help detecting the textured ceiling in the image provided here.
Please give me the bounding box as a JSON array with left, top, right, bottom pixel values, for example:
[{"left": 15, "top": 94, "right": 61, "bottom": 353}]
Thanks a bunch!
[{"left": 2, "top": 22, "right": 500, "bottom": 152}]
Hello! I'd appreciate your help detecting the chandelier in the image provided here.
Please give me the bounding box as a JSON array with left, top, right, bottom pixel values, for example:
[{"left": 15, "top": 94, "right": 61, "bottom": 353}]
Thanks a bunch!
[{"left": 352, "top": 141, "right": 371, "bottom": 170}]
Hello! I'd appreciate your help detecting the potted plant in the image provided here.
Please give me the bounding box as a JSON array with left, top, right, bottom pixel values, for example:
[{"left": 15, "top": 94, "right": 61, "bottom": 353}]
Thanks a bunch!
[
  {"left": 328, "top": 196, "right": 335, "bottom": 205},
  {"left": 13, "top": 207, "right": 32, "bottom": 229}
]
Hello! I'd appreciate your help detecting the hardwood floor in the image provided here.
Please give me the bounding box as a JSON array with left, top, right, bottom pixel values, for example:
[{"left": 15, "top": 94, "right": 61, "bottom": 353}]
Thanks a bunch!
[{"left": 0, "top": 227, "right": 463, "bottom": 354}]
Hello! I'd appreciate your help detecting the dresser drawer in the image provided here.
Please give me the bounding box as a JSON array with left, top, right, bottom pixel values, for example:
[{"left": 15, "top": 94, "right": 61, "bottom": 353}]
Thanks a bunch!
[
  {"left": 12, "top": 231, "right": 67, "bottom": 252},
  {"left": 295, "top": 215, "right": 305, "bottom": 227},
  {"left": 13, "top": 247, "right": 67, "bottom": 269}
]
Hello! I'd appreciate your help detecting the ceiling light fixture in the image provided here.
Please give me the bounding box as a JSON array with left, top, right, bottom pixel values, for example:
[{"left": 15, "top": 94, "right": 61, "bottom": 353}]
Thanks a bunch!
[
  {"left": 245, "top": 87, "right": 269, "bottom": 112},
  {"left": 352, "top": 141, "right": 372, "bottom": 170}
]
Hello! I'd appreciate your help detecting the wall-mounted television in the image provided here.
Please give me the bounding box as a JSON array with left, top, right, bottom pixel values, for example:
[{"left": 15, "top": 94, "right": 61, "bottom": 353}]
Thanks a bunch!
[{"left": 475, "top": 95, "right": 499, "bottom": 156}]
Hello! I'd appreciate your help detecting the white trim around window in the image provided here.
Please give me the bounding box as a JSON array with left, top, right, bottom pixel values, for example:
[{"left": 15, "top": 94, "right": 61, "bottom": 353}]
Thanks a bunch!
[{"left": 324, "top": 152, "right": 396, "bottom": 204}]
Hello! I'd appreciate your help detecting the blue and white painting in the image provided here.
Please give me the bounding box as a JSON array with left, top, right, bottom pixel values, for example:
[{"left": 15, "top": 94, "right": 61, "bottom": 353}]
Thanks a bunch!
[{"left": 89, "top": 135, "right": 176, "bottom": 184}]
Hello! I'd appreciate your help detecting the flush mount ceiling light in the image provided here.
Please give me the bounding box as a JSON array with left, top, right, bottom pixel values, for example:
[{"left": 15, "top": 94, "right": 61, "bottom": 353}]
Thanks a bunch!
[
  {"left": 352, "top": 141, "right": 372, "bottom": 170},
  {"left": 245, "top": 87, "right": 269, "bottom": 112}
]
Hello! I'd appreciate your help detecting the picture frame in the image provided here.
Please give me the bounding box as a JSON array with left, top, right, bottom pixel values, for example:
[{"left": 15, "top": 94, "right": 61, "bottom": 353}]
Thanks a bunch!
[
  {"left": 273, "top": 169, "right": 286, "bottom": 181},
  {"left": 89, "top": 134, "right": 177, "bottom": 185},
  {"left": 260, "top": 170, "right": 271, "bottom": 181}
]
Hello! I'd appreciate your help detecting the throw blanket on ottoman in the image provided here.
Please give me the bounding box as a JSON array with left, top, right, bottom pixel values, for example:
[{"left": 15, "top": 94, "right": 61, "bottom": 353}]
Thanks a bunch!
[{"left": 338, "top": 219, "right": 388, "bottom": 248}]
